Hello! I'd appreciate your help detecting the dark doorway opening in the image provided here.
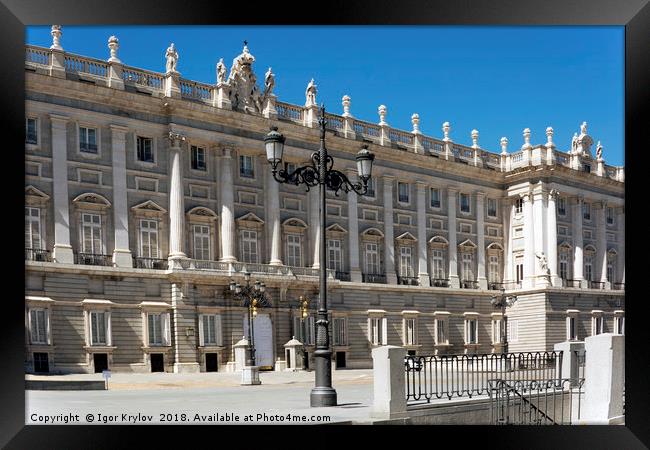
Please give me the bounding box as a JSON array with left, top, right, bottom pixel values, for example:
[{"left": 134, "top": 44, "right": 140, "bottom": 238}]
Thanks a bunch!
[
  {"left": 205, "top": 353, "right": 219, "bottom": 372},
  {"left": 150, "top": 353, "right": 164, "bottom": 372},
  {"left": 33, "top": 352, "right": 49, "bottom": 373},
  {"left": 93, "top": 353, "right": 108, "bottom": 373},
  {"left": 336, "top": 351, "right": 346, "bottom": 369}
]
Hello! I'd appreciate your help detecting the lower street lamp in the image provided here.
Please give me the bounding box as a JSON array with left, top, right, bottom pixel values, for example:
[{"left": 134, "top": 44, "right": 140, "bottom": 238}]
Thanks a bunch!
[
  {"left": 490, "top": 287, "right": 517, "bottom": 355},
  {"left": 265, "top": 105, "right": 375, "bottom": 407}
]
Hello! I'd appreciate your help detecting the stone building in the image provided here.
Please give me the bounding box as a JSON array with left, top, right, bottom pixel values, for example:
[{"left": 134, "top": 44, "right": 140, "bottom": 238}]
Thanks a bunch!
[{"left": 24, "top": 27, "right": 625, "bottom": 374}]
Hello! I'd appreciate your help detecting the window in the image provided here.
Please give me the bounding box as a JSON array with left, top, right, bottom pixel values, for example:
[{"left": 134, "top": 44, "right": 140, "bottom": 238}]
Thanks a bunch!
[
  {"left": 326, "top": 205, "right": 341, "bottom": 216},
  {"left": 606, "top": 207, "right": 615, "bottom": 225},
  {"left": 139, "top": 220, "right": 159, "bottom": 258},
  {"left": 147, "top": 312, "right": 169, "bottom": 346},
  {"left": 239, "top": 155, "right": 254, "bottom": 178},
  {"left": 583, "top": 164, "right": 591, "bottom": 173},
  {"left": 137, "top": 136, "right": 154, "bottom": 162},
  {"left": 293, "top": 315, "right": 315, "bottom": 345},
  {"left": 200, "top": 314, "right": 222, "bottom": 346},
  {"left": 79, "top": 126, "right": 98, "bottom": 153},
  {"left": 460, "top": 193, "right": 471, "bottom": 213},
  {"left": 492, "top": 318, "right": 502, "bottom": 344},
  {"left": 327, "top": 239, "right": 343, "bottom": 272},
  {"left": 398, "top": 182, "right": 409, "bottom": 203},
  {"left": 404, "top": 317, "right": 417, "bottom": 345},
  {"left": 430, "top": 219, "right": 443, "bottom": 230},
  {"left": 557, "top": 197, "right": 567, "bottom": 216},
  {"left": 399, "top": 246, "right": 413, "bottom": 277},
  {"left": 558, "top": 226, "right": 568, "bottom": 236},
  {"left": 398, "top": 215, "right": 412, "bottom": 225},
  {"left": 507, "top": 319, "right": 518, "bottom": 342},
  {"left": 583, "top": 202, "right": 591, "bottom": 221},
  {"left": 240, "top": 230, "right": 258, "bottom": 263},
  {"left": 90, "top": 311, "right": 108, "bottom": 345},
  {"left": 286, "top": 234, "right": 302, "bottom": 267},
  {"left": 487, "top": 198, "right": 497, "bottom": 217},
  {"left": 369, "top": 316, "right": 386, "bottom": 345},
  {"left": 592, "top": 315, "right": 604, "bottom": 335},
  {"left": 29, "top": 308, "right": 49, "bottom": 344},
  {"left": 81, "top": 213, "right": 102, "bottom": 254},
  {"left": 333, "top": 317, "right": 347, "bottom": 346},
  {"left": 488, "top": 255, "right": 500, "bottom": 283},
  {"left": 465, "top": 319, "right": 478, "bottom": 344},
  {"left": 365, "top": 242, "right": 380, "bottom": 274},
  {"left": 559, "top": 252, "right": 569, "bottom": 280},
  {"left": 607, "top": 262, "right": 614, "bottom": 283},
  {"left": 193, "top": 225, "right": 211, "bottom": 260},
  {"left": 614, "top": 316, "right": 625, "bottom": 335},
  {"left": 567, "top": 316, "right": 577, "bottom": 340},
  {"left": 435, "top": 319, "right": 448, "bottom": 344},
  {"left": 363, "top": 210, "right": 378, "bottom": 221},
  {"left": 25, "top": 207, "right": 42, "bottom": 250},
  {"left": 366, "top": 178, "right": 376, "bottom": 197},
  {"left": 26, "top": 118, "right": 38, "bottom": 144},
  {"left": 461, "top": 253, "right": 474, "bottom": 281},
  {"left": 430, "top": 188, "right": 441, "bottom": 208},
  {"left": 515, "top": 255, "right": 524, "bottom": 284},
  {"left": 191, "top": 145, "right": 206, "bottom": 170},
  {"left": 584, "top": 256, "right": 593, "bottom": 282},
  {"left": 515, "top": 197, "right": 523, "bottom": 214},
  {"left": 431, "top": 249, "right": 445, "bottom": 279},
  {"left": 460, "top": 223, "right": 472, "bottom": 234}
]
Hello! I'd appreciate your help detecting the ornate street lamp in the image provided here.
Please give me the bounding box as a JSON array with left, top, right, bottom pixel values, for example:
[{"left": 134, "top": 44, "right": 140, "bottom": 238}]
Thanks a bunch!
[
  {"left": 490, "top": 287, "right": 517, "bottom": 355},
  {"left": 265, "top": 105, "right": 375, "bottom": 407},
  {"left": 229, "top": 272, "right": 271, "bottom": 367}
]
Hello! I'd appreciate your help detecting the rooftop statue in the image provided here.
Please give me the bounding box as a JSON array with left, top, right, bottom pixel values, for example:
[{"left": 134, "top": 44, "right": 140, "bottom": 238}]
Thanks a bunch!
[
  {"left": 227, "top": 41, "right": 263, "bottom": 114},
  {"left": 596, "top": 141, "right": 603, "bottom": 160},
  {"left": 216, "top": 58, "right": 227, "bottom": 84},
  {"left": 264, "top": 67, "right": 275, "bottom": 97},
  {"left": 305, "top": 78, "right": 317, "bottom": 107},
  {"left": 165, "top": 43, "right": 179, "bottom": 73}
]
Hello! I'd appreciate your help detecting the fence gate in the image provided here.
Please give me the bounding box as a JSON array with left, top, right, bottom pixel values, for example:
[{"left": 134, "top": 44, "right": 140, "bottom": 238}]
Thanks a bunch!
[{"left": 488, "top": 378, "right": 584, "bottom": 425}]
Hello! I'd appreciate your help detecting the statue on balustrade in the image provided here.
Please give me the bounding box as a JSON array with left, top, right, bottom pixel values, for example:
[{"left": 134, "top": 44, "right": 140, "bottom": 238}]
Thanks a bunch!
[
  {"left": 596, "top": 141, "right": 603, "bottom": 160},
  {"left": 226, "top": 42, "right": 263, "bottom": 114},
  {"left": 571, "top": 133, "right": 578, "bottom": 154},
  {"left": 216, "top": 58, "right": 227, "bottom": 84},
  {"left": 305, "top": 78, "right": 317, "bottom": 107},
  {"left": 263, "top": 67, "right": 275, "bottom": 97},
  {"left": 165, "top": 43, "right": 179, "bottom": 73}
]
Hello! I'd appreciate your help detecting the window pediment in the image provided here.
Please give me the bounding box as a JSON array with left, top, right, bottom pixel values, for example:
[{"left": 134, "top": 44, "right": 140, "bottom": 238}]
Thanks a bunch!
[
  {"left": 486, "top": 242, "right": 504, "bottom": 254},
  {"left": 186, "top": 206, "right": 218, "bottom": 221},
  {"left": 25, "top": 185, "right": 50, "bottom": 206},
  {"left": 428, "top": 235, "right": 449, "bottom": 249},
  {"left": 584, "top": 244, "right": 597, "bottom": 255},
  {"left": 458, "top": 239, "right": 477, "bottom": 252},
  {"left": 73, "top": 192, "right": 111, "bottom": 210},
  {"left": 396, "top": 231, "right": 417, "bottom": 243},
  {"left": 361, "top": 227, "right": 384, "bottom": 241},
  {"left": 558, "top": 241, "right": 572, "bottom": 251},
  {"left": 237, "top": 212, "right": 265, "bottom": 229},
  {"left": 282, "top": 218, "right": 308, "bottom": 233},
  {"left": 131, "top": 200, "right": 167, "bottom": 216}
]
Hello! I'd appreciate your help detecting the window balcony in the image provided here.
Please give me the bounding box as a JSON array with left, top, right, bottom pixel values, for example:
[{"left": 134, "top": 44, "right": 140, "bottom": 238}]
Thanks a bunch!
[
  {"left": 430, "top": 278, "right": 450, "bottom": 288},
  {"left": 487, "top": 282, "right": 504, "bottom": 290},
  {"left": 613, "top": 282, "right": 625, "bottom": 291},
  {"left": 80, "top": 143, "right": 98, "bottom": 153},
  {"left": 588, "top": 280, "right": 605, "bottom": 290},
  {"left": 75, "top": 253, "right": 113, "bottom": 266},
  {"left": 334, "top": 271, "right": 351, "bottom": 281},
  {"left": 461, "top": 280, "right": 479, "bottom": 289},
  {"left": 25, "top": 248, "right": 51, "bottom": 262},
  {"left": 563, "top": 279, "right": 582, "bottom": 288},
  {"left": 397, "top": 276, "right": 419, "bottom": 286},
  {"left": 134, "top": 257, "right": 168, "bottom": 270},
  {"left": 362, "top": 273, "right": 387, "bottom": 284}
]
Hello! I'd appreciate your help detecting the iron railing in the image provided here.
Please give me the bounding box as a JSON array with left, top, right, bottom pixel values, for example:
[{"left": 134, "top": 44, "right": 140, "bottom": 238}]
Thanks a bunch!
[
  {"left": 335, "top": 271, "right": 351, "bottom": 281},
  {"left": 430, "top": 278, "right": 450, "bottom": 288},
  {"left": 488, "top": 378, "right": 584, "bottom": 425},
  {"left": 134, "top": 257, "right": 168, "bottom": 270},
  {"left": 563, "top": 279, "right": 582, "bottom": 288},
  {"left": 397, "top": 276, "right": 419, "bottom": 286},
  {"left": 488, "top": 282, "right": 504, "bottom": 291},
  {"left": 25, "top": 248, "right": 51, "bottom": 262},
  {"left": 405, "top": 351, "right": 563, "bottom": 404},
  {"left": 461, "top": 280, "right": 479, "bottom": 289},
  {"left": 588, "top": 281, "right": 605, "bottom": 290},
  {"left": 613, "top": 282, "right": 625, "bottom": 291},
  {"left": 75, "top": 253, "right": 113, "bottom": 266},
  {"left": 362, "top": 273, "right": 387, "bottom": 284}
]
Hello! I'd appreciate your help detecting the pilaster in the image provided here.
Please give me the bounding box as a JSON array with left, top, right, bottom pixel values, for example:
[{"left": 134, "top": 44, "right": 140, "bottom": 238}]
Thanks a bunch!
[
  {"left": 533, "top": 188, "right": 550, "bottom": 288},
  {"left": 347, "top": 169, "right": 362, "bottom": 282},
  {"left": 220, "top": 147, "right": 237, "bottom": 263},
  {"left": 502, "top": 197, "right": 513, "bottom": 285},
  {"left": 546, "top": 190, "right": 561, "bottom": 286},
  {"left": 572, "top": 196, "right": 585, "bottom": 287},
  {"left": 596, "top": 201, "right": 608, "bottom": 287},
  {"left": 522, "top": 191, "right": 536, "bottom": 289},
  {"left": 416, "top": 182, "right": 430, "bottom": 286},
  {"left": 267, "top": 168, "right": 282, "bottom": 265},
  {"left": 167, "top": 132, "right": 187, "bottom": 267},
  {"left": 50, "top": 114, "right": 74, "bottom": 264},
  {"left": 383, "top": 176, "right": 397, "bottom": 285},
  {"left": 110, "top": 124, "right": 132, "bottom": 267},
  {"left": 447, "top": 188, "right": 459, "bottom": 288},
  {"left": 476, "top": 192, "right": 487, "bottom": 289}
]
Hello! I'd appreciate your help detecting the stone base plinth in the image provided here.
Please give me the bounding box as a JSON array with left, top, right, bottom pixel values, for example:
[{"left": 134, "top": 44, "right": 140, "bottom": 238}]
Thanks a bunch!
[{"left": 241, "top": 366, "right": 261, "bottom": 385}]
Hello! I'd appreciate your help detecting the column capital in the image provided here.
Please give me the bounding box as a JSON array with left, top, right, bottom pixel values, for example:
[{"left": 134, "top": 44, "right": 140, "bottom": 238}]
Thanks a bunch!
[
  {"left": 221, "top": 146, "right": 234, "bottom": 158},
  {"left": 572, "top": 195, "right": 584, "bottom": 205},
  {"left": 415, "top": 180, "right": 427, "bottom": 189},
  {"left": 49, "top": 113, "right": 69, "bottom": 124},
  {"left": 382, "top": 174, "right": 395, "bottom": 184},
  {"left": 519, "top": 192, "right": 531, "bottom": 202},
  {"left": 447, "top": 187, "right": 458, "bottom": 194},
  {"left": 167, "top": 131, "right": 186, "bottom": 148},
  {"left": 109, "top": 124, "right": 129, "bottom": 133},
  {"left": 548, "top": 189, "right": 560, "bottom": 200},
  {"left": 475, "top": 191, "right": 486, "bottom": 198}
]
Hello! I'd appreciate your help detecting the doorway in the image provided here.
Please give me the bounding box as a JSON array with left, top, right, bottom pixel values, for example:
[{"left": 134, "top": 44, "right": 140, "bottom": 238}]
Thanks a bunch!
[
  {"left": 205, "top": 353, "right": 219, "bottom": 372},
  {"left": 33, "top": 352, "right": 49, "bottom": 373},
  {"left": 93, "top": 353, "right": 108, "bottom": 373},
  {"left": 150, "top": 353, "right": 164, "bottom": 372},
  {"left": 243, "top": 313, "right": 274, "bottom": 370},
  {"left": 335, "top": 351, "right": 346, "bottom": 369}
]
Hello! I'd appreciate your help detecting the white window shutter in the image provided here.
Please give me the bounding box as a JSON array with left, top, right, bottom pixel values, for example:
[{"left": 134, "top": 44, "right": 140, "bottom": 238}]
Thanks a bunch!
[
  {"left": 216, "top": 315, "right": 223, "bottom": 346},
  {"left": 198, "top": 314, "right": 205, "bottom": 347}
]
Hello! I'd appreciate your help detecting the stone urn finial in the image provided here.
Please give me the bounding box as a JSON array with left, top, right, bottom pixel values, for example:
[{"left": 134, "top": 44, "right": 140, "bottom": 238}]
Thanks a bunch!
[
  {"left": 471, "top": 129, "right": 479, "bottom": 149},
  {"left": 522, "top": 128, "right": 532, "bottom": 149},
  {"left": 442, "top": 121, "right": 451, "bottom": 141},
  {"left": 342, "top": 95, "right": 351, "bottom": 117},
  {"left": 411, "top": 113, "right": 420, "bottom": 134},
  {"left": 378, "top": 105, "right": 387, "bottom": 125},
  {"left": 500, "top": 137, "right": 508, "bottom": 155},
  {"left": 50, "top": 25, "right": 63, "bottom": 51},
  {"left": 108, "top": 35, "right": 121, "bottom": 63},
  {"left": 545, "top": 126, "right": 554, "bottom": 147}
]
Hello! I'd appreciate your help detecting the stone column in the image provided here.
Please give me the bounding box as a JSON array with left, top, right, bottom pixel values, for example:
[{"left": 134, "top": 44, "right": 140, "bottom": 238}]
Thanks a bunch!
[
  {"left": 546, "top": 190, "right": 561, "bottom": 286},
  {"left": 168, "top": 133, "right": 187, "bottom": 267},
  {"left": 383, "top": 176, "right": 397, "bottom": 284},
  {"left": 347, "top": 169, "right": 362, "bottom": 282},
  {"left": 309, "top": 187, "right": 320, "bottom": 269},
  {"left": 267, "top": 169, "right": 282, "bottom": 265},
  {"left": 220, "top": 148, "right": 237, "bottom": 262},
  {"left": 596, "top": 201, "right": 608, "bottom": 288},
  {"left": 617, "top": 207, "right": 625, "bottom": 285},
  {"left": 416, "top": 182, "right": 430, "bottom": 286},
  {"left": 502, "top": 197, "right": 513, "bottom": 285},
  {"left": 50, "top": 114, "right": 74, "bottom": 264},
  {"left": 522, "top": 192, "right": 536, "bottom": 289},
  {"left": 110, "top": 125, "right": 132, "bottom": 267},
  {"left": 447, "top": 188, "right": 459, "bottom": 288},
  {"left": 476, "top": 192, "right": 487, "bottom": 289},
  {"left": 532, "top": 189, "right": 549, "bottom": 287},
  {"left": 572, "top": 196, "right": 585, "bottom": 287}
]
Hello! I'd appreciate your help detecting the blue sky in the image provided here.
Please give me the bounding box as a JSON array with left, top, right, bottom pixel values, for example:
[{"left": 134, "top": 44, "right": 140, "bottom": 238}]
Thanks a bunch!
[{"left": 26, "top": 26, "right": 624, "bottom": 166}]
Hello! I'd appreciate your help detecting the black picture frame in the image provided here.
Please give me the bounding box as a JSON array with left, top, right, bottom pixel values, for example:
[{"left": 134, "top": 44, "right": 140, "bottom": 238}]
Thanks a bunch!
[{"left": 2, "top": 0, "right": 648, "bottom": 447}]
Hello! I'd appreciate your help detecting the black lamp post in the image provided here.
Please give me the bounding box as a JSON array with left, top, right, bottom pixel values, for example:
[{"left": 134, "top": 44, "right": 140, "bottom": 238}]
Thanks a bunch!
[
  {"left": 490, "top": 287, "right": 517, "bottom": 355},
  {"left": 229, "top": 272, "right": 271, "bottom": 367},
  {"left": 265, "top": 105, "right": 375, "bottom": 407}
]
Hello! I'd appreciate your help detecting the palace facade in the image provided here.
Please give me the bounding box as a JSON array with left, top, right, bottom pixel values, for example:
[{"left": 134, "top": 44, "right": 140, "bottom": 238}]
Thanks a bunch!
[{"left": 24, "top": 28, "right": 625, "bottom": 374}]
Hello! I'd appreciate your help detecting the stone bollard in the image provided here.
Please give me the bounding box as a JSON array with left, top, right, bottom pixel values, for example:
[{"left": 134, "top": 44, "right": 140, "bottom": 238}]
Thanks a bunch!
[
  {"left": 371, "top": 345, "right": 407, "bottom": 420},
  {"left": 553, "top": 340, "right": 585, "bottom": 387},
  {"left": 581, "top": 333, "right": 625, "bottom": 424}
]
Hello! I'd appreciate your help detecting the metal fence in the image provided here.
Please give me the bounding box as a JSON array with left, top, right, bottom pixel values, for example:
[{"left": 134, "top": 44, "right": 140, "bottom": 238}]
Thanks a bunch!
[
  {"left": 488, "top": 378, "right": 584, "bottom": 425},
  {"left": 405, "top": 351, "right": 562, "bottom": 404}
]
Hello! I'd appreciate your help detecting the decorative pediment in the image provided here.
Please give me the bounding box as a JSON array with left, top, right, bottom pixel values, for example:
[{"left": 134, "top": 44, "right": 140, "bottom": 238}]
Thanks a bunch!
[
  {"left": 187, "top": 206, "right": 218, "bottom": 218},
  {"left": 236, "top": 212, "right": 265, "bottom": 229},
  {"left": 131, "top": 200, "right": 167, "bottom": 214},
  {"left": 395, "top": 231, "right": 417, "bottom": 242},
  {"left": 282, "top": 218, "right": 308, "bottom": 228},
  {"left": 558, "top": 241, "right": 572, "bottom": 250},
  {"left": 25, "top": 185, "right": 50, "bottom": 206},
  {"left": 361, "top": 227, "right": 384, "bottom": 240},
  {"left": 72, "top": 192, "right": 111, "bottom": 210},
  {"left": 607, "top": 248, "right": 618, "bottom": 261},
  {"left": 584, "top": 244, "right": 597, "bottom": 254},
  {"left": 325, "top": 223, "right": 348, "bottom": 237},
  {"left": 428, "top": 235, "right": 449, "bottom": 248},
  {"left": 458, "top": 239, "right": 477, "bottom": 250},
  {"left": 486, "top": 242, "right": 504, "bottom": 253}
]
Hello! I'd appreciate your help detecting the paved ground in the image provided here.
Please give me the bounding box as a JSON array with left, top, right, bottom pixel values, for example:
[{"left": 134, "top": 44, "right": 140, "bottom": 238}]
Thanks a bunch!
[{"left": 26, "top": 370, "right": 377, "bottom": 425}]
